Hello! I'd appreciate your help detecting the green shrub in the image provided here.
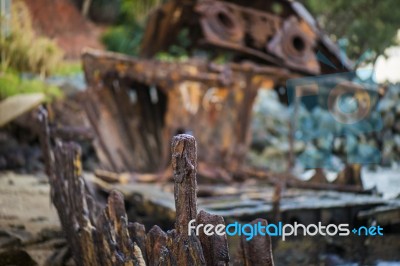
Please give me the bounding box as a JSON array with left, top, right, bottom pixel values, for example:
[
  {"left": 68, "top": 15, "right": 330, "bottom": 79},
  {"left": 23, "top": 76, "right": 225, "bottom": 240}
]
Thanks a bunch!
[
  {"left": 54, "top": 61, "right": 82, "bottom": 76},
  {"left": 0, "top": 72, "right": 63, "bottom": 102},
  {"left": 0, "top": 0, "right": 64, "bottom": 75},
  {"left": 120, "top": 0, "right": 162, "bottom": 23},
  {"left": 101, "top": 0, "right": 161, "bottom": 56},
  {"left": 101, "top": 25, "right": 143, "bottom": 56}
]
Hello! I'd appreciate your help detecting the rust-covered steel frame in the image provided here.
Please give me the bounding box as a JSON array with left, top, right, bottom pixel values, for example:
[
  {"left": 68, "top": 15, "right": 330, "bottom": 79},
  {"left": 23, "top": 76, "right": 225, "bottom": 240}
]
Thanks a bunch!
[
  {"left": 140, "top": 0, "right": 352, "bottom": 75},
  {"left": 81, "top": 0, "right": 366, "bottom": 191},
  {"left": 82, "top": 49, "right": 298, "bottom": 177}
]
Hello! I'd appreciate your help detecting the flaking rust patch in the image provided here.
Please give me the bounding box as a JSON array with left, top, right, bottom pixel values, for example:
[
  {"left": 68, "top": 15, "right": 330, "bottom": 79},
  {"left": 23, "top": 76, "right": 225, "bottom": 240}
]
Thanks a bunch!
[{"left": 73, "top": 152, "right": 82, "bottom": 177}]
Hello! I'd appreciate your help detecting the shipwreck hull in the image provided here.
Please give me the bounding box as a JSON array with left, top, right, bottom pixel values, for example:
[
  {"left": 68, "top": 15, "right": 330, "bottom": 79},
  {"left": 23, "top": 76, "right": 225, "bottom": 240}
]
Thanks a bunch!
[{"left": 82, "top": 50, "right": 297, "bottom": 175}]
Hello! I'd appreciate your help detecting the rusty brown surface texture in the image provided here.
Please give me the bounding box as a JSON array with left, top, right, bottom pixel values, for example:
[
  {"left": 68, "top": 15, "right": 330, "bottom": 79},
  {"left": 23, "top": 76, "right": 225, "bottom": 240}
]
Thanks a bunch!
[
  {"left": 81, "top": 0, "right": 358, "bottom": 188},
  {"left": 140, "top": 0, "right": 351, "bottom": 74},
  {"left": 82, "top": 50, "right": 297, "bottom": 177},
  {"left": 39, "top": 107, "right": 276, "bottom": 265}
]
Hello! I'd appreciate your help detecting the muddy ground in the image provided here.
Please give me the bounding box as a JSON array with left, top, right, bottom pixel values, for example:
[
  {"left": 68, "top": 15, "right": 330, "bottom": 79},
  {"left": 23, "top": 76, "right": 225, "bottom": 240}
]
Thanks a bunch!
[{"left": 0, "top": 172, "right": 68, "bottom": 266}]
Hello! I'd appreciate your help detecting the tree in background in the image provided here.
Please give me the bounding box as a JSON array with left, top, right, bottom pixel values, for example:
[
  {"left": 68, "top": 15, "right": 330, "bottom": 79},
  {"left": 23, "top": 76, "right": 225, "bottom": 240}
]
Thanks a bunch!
[{"left": 302, "top": 0, "right": 400, "bottom": 63}]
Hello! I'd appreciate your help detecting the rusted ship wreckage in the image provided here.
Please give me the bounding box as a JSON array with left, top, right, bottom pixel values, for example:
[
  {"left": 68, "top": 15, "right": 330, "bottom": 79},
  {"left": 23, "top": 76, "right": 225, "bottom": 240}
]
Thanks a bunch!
[
  {"left": 37, "top": 0, "right": 400, "bottom": 265},
  {"left": 82, "top": 0, "right": 353, "bottom": 181}
]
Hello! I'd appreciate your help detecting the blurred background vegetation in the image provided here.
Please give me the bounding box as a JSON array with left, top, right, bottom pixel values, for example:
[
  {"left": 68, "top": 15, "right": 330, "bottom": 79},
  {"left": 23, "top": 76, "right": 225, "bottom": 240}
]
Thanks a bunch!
[
  {"left": 0, "top": 0, "right": 64, "bottom": 101},
  {"left": 301, "top": 0, "right": 400, "bottom": 64},
  {"left": 0, "top": 1, "right": 63, "bottom": 75}
]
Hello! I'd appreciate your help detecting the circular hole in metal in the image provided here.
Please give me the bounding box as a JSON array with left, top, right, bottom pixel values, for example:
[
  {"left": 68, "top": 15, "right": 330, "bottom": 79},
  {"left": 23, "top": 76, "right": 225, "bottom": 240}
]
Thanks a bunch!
[
  {"left": 292, "top": 36, "right": 306, "bottom": 52},
  {"left": 217, "top": 12, "right": 234, "bottom": 28}
]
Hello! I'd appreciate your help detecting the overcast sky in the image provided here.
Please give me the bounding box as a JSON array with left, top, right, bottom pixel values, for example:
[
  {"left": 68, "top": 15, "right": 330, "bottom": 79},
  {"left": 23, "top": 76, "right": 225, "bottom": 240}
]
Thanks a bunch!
[
  {"left": 375, "top": 31, "right": 400, "bottom": 83},
  {"left": 375, "top": 46, "right": 400, "bottom": 83}
]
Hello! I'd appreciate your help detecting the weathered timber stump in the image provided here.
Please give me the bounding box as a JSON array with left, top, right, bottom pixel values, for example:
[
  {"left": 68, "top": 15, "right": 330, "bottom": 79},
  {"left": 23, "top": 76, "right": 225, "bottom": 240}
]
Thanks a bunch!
[{"left": 38, "top": 107, "right": 274, "bottom": 266}]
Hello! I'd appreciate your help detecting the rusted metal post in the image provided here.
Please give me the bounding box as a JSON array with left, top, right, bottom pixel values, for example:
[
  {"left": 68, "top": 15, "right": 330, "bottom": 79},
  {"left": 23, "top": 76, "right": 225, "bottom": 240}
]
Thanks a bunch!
[
  {"left": 43, "top": 131, "right": 274, "bottom": 266},
  {"left": 171, "top": 134, "right": 198, "bottom": 235},
  {"left": 239, "top": 219, "right": 275, "bottom": 266},
  {"left": 36, "top": 107, "right": 54, "bottom": 181},
  {"left": 145, "top": 225, "right": 172, "bottom": 265},
  {"left": 171, "top": 134, "right": 206, "bottom": 265},
  {"left": 196, "top": 210, "right": 230, "bottom": 265}
]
